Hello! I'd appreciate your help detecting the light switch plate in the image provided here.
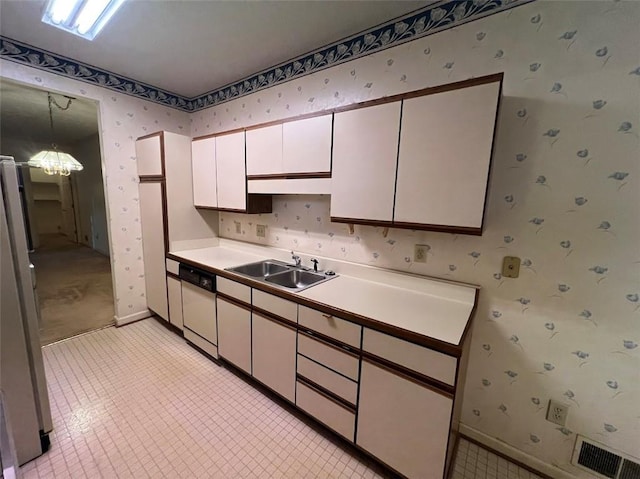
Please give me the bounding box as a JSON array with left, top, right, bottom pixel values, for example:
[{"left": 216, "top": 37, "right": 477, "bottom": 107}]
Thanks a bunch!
[
  {"left": 502, "top": 256, "right": 520, "bottom": 278},
  {"left": 234, "top": 221, "right": 241, "bottom": 234}
]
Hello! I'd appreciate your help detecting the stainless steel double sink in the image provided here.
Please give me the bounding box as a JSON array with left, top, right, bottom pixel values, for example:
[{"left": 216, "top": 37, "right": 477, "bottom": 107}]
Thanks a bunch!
[{"left": 225, "top": 259, "right": 336, "bottom": 293}]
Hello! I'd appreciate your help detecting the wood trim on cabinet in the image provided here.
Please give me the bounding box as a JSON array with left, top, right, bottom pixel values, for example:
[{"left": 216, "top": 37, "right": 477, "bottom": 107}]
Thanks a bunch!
[
  {"left": 160, "top": 180, "right": 169, "bottom": 254},
  {"left": 298, "top": 329, "right": 360, "bottom": 359},
  {"left": 296, "top": 375, "right": 357, "bottom": 413},
  {"left": 479, "top": 77, "right": 504, "bottom": 235},
  {"left": 330, "top": 217, "right": 394, "bottom": 228},
  {"left": 166, "top": 271, "right": 181, "bottom": 281},
  {"left": 216, "top": 292, "right": 252, "bottom": 311},
  {"left": 361, "top": 354, "right": 454, "bottom": 399},
  {"left": 136, "top": 131, "right": 163, "bottom": 141},
  {"left": 247, "top": 172, "right": 331, "bottom": 180},
  {"left": 252, "top": 308, "right": 297, "bottom": 330},
  {"left": 138, "top": 175, "right": 165, "bottom": 182},
  {"left": 165, "top": 255, "right": 475, "bottom": 357},
  {"left": 391, "top": 222, "right": 482, "bottom": 236}
]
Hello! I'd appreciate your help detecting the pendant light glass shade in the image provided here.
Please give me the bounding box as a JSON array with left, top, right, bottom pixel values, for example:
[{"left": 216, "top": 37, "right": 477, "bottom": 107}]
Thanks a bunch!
[
  {"left": 28, "top": 149, "right": 83, "bottom": 176},
  {"left": 29, "top": 92, "right": 84, "bottom": 176}
]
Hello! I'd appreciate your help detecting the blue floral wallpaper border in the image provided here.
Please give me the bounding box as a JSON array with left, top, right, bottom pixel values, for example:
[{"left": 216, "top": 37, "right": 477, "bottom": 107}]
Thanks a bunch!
[{"left": 0, "top": 0, "right": 533, "bottom": 112}]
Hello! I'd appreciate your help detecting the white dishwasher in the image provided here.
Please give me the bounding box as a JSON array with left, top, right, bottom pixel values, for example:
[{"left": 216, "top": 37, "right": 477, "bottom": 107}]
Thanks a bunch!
[{"left": 179, "top": 264, "right": 218, "bottom": 359}]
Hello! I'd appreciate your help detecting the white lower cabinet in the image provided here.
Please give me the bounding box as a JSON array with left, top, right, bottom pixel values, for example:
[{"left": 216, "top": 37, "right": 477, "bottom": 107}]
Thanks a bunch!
[
  {"left": 167, "top": 276, "right": 183, "bottom": 330},
  {"left": 217, "top": 296, "right": 252, "bottom": 374},
  {"left": 356, "top": 359, "right": 453, "bottom": 479},
  {"left": 251, "top": 313, "right": 296, "bottom": 402},
  {"left": 296, "top": 380, "right": 356, "bottom": 441}
]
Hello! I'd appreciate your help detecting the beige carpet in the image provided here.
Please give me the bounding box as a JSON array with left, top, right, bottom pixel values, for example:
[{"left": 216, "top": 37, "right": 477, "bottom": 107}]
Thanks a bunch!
[{"left": 31, "top": 234, "right": 115, "bottom": 345}]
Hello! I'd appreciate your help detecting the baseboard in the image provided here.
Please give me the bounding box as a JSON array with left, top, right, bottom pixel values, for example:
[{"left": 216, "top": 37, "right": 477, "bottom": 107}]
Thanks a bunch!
[
  {"left": 459, "top": 424, "right": 577, "bottom": 479},
  {"left": 114, "top": 309, "right": 153, "bottom": 326}
]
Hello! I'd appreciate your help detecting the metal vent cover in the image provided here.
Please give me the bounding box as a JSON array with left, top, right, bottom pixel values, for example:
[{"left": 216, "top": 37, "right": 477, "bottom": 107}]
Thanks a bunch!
[{"left": 572, "top": 436, "right": 640, "bottom": 479}]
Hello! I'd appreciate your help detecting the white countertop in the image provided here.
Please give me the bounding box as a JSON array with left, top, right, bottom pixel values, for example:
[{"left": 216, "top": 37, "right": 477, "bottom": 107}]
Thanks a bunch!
[{"left": 170, "top": 241, "right": 477, "bottom": 347}]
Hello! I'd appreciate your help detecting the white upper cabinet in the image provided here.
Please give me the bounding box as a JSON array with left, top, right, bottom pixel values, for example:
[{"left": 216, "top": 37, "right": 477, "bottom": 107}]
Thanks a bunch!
[
  {"left": 246, "top": 124, "right": 283, "bottom": 176},
  {"left": 331, "top": 102, "right": 401, "bottom": 222},
  {"left": 215, "top": 131, "right": 247, "bottom": 211},
  {"left": 282, "top": 114, "right": 332, "bottom": 174},
  {"left": 191, "top": 137, "right": 217, "bottom": 208},
  {"left": 394, "top": 80, "right": 501, "bottom": 231},
  {"left": 135, "top": 134, "right": 163, "bottom": 176}
]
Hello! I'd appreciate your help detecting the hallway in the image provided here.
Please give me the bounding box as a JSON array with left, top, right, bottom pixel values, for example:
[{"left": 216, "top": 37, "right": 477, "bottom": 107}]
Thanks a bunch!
[{"left": 31, "top": 233, "right": 114, "bottom": 345}]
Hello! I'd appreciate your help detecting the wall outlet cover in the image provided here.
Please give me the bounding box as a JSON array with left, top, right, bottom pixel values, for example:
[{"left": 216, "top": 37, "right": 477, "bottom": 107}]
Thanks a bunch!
[
  {"left": 414, "top": 244, "right": 428, "bottom": 263},
  {"left": 502, "top": 256, "right": 521, "bottom": 278},
  {"left": 547, "top": 399, "right": 569, "bottom": 426},
  {"left": 256, "top": 224, "right": 266, "bottom": 237}
]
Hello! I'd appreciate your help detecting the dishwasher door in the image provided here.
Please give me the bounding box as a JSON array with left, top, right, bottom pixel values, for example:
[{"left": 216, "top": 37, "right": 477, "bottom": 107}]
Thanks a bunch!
[{"left": 181, "top": 281, "right": 217, "bottom": 345}]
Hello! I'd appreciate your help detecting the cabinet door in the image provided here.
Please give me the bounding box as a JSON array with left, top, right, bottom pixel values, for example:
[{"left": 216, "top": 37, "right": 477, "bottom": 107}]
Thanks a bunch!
[
  {"left": 331, "top": 102, "right": 401, "bottom": 222},
  {"left": 215, "top": 132, "right": 247, "bottom": 211},
  {"left": 394, "top": 81, "right": 501, "bottom": 231},
  {"left": 252, "top": 313, "right": 296, "bottom": 402},
  {"left": 138, "top": 182, "right": 168, "bottom": 320},
  {"left": 167, "top": 275, "right": 184, "bottom": 330},
  {"left": 356, "top": 360, "right": 453, "bottom": 479},
  {"left": 182, "top": 282, "right": 216, "bottom": 342},
  {"left": 246, "top": 124, "right": 283, "bottom": 176},
  {"left": 217, "top": 297, "right": 252, "bottom": 374},
  {"left": 191, "top": 137, "right": 217, "bottom": 208},
  {"left": 282, "top": 115, "right": 332, "bottom": 174},
  {"left": 136, "top": 134, "right": 163, "bottom": 177}
]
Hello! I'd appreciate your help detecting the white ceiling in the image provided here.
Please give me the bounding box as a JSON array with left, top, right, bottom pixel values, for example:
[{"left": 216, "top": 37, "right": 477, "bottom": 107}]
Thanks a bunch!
[
  {"left": 0, "top": 0, "right": 430, "bottom": 98},
  {"left": 0, "top": 78, "right": 99, "bottom": 147}
]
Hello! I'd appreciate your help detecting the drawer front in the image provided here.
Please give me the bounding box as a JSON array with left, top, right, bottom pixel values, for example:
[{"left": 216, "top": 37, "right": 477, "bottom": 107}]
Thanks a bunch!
[
  {"left": 298, "top": 305, "right": 361, "bottom": 348},
  {"left": 253, "top": 290, "right": 297, "bottom": 323},
  {"left": 297, "top": 334, "right": 359, "bottom": 381},
  {"left": 297, "top": 355, "right": 357, "bottom": 405},
  {"left": 296, "top": 381, "right": 355, "bottom": 441},
  {"left": 165, "top": 258, "right": 180, "bottom": 276},
  {"left": 217, "top": 277, "right": 251, "bottom": 305},
  {"left": 181, "top": 282, "right": 217, "bottom": 344},
  {"left": 363, "top": 328, "right": 457, "bottom": 386}
]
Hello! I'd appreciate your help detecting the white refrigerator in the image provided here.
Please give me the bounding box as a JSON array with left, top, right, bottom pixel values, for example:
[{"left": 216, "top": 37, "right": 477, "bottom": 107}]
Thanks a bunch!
[{"left": 0, "top": 157, "right": 53, "bottom": 467}]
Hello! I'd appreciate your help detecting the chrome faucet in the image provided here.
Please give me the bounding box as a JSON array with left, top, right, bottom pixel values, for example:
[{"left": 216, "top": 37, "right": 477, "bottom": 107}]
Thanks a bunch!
[
  {"left": 291, "top": 251, "right": 301, "bottom": 267},
  {"left": 310, "top": 258, "right": 319, "bottom": 273}
]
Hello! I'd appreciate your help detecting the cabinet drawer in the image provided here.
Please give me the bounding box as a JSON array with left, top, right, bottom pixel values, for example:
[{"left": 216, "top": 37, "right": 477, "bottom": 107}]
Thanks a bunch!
[
  {"left": 217, "top": 277, "right": 251, "bottom": 304},
  {"left": 298, "top": 305, "right": 361, "bottom": 348},
  {"left": 296, "top": 380, "right": 355, "bottom": 441},
  {"left": 297, "top": 355, "right": 357, "bottom": 405},
  {"left": 253, "top": 290, "right": 297, "bottom": 323},
  {"left": 363, "top": 328, "right": 457, "bottom": 386},
  {"left": 165, "top": 258, "right": 180, "bottom": 276},
  {"left": 297, "top": 333, "right": 359, "bottom": 381}
]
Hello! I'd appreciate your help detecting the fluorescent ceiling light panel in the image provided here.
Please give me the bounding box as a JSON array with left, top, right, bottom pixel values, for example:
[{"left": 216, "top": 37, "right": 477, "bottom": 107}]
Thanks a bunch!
[{"left": 42, "top": 0, "right": 126, "bottom": 40}]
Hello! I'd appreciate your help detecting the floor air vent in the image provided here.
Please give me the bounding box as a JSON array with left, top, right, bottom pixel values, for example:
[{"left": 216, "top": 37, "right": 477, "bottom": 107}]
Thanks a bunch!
[{"left": 572, "top": 436, "right": 640, "bottom": 479}]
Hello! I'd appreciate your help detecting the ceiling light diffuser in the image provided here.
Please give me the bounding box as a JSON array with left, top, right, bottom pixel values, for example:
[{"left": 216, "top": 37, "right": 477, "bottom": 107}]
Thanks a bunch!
[{"left": 42, "top": 0, "right": 126, "bottom": 40}]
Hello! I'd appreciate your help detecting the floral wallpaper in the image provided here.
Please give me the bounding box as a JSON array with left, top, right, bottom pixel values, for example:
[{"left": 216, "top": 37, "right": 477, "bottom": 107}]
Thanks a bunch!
[
  {"left": 192, "top": 1, "right": 640, "bottom": 474},
  {"left": 0, "top": 58, "right": 190, "bottom": 322}
]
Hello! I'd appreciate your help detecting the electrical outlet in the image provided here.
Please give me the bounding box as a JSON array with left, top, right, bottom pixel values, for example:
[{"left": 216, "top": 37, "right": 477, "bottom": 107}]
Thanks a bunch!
[
  {"left": 256, "top": 224, "right": 266, "bottom": 238},
  {"left": 414, "top": 244, "right": 428, "bottom": 263},
  {"left": 234, "top": 221, "right": 241, "bottom": 234},
  {"left": 502, "top": 256, "right": 521, "bottom": 278},
  {"left": 546, "top": 399, "right": 569, "bottom": 426}
]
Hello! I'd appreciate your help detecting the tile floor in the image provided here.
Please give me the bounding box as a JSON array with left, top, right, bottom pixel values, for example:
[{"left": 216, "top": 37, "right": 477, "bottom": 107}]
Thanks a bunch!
[{"left": 21, "top": 318, "right": 544, "bottom": 479}]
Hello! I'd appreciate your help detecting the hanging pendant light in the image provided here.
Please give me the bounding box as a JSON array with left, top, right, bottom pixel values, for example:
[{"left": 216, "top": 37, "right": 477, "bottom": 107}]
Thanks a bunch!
[{"left": 28, "top": 92, "right": 84, "bottom": 176}]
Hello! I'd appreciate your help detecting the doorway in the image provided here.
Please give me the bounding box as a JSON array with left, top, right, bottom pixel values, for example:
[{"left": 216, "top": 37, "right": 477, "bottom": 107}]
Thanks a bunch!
[{"left": 0, "top": 78, "right": 115, "bottom": 345}]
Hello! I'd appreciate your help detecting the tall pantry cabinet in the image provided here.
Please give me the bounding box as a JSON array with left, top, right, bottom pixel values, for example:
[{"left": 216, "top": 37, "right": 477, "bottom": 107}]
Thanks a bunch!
[{"left": 136, "top": 131, "right": 217, "bottom": 325}]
